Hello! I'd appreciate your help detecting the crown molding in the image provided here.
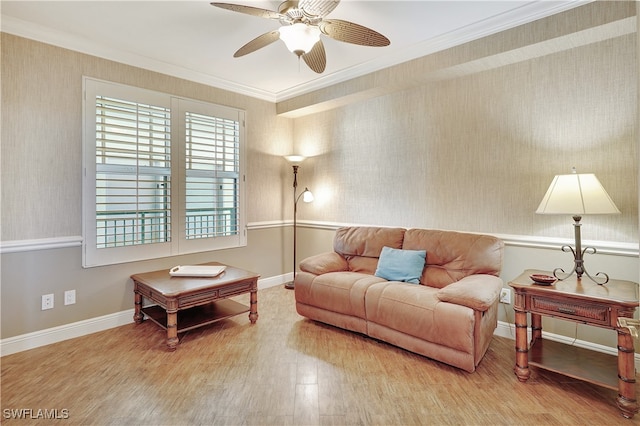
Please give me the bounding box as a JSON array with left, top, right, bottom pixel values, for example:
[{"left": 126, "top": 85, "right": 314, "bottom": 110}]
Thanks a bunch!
[
  {"left": 275, "top": 0, "right": 593, "bottom": 101},
  {"left": 0, "top": 15, "right": 277, "bottom": 103},
  {"left": 1, "top": 1, "right": 590, "bottom": 103}
]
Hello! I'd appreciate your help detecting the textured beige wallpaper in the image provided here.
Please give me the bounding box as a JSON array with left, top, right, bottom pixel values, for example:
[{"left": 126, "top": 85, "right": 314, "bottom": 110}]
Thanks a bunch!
[
  {"left": 1, "top": 2, "right": 637, "bottom": 245},
  {"left": 1, "top": 33, "right": 292, "bottom": 241},
  {"left": 279, "top": 1, "right": 636, "bottom": 118},
  {"left": 0, "top": 2, "right": 637, "bottom": 344},
  {"left": 292, "top": 14, "right": 637, "bottom": 243}
]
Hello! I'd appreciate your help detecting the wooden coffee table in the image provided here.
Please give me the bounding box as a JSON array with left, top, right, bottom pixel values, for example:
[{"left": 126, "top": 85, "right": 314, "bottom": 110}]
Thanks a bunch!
[{"left": 132, "top": 262, "right": 259, "bottom": 350}]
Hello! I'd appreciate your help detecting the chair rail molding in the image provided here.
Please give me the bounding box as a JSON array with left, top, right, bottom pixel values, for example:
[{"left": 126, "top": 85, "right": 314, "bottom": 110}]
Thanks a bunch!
[
  {"left": 253, "top": 220, "right": 639, "bottom": 258},
  {"left": 1, "top": 224, "right": 637, "bottom": 257},
  {"left": 0, "top": 236, "right": 83, "bottom": 254}
]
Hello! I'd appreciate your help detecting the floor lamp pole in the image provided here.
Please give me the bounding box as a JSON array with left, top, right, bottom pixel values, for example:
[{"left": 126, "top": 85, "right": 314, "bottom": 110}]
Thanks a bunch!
[{"left": 285, "top": 165, "right": 299, "bottom": 290}]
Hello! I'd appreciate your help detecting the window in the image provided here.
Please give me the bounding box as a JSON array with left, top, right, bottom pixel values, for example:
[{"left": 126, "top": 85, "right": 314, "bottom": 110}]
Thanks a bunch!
[{"left": 83, "top": 78, "right": 246, "bottom": 267}]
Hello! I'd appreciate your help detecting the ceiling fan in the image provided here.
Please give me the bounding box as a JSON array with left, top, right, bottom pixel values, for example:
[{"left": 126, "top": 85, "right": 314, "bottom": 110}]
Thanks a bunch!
[{"left": 211, "top": 1, "right": 390, "bottom": 74}]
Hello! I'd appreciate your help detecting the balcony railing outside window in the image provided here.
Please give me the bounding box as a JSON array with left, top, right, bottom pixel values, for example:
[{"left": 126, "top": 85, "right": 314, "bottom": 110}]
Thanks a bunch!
[{"left": 97, "top": 208, "right": 236, "bottom": 248}]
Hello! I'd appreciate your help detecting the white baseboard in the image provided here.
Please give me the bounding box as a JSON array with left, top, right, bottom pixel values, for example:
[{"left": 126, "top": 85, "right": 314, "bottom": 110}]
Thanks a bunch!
[
  {"left": 2, "top": 286, "right": 637, "bottom": 368},
  {"left": 495, "top": 320, "right": 640, "bottom": 371},
  {"left": 0, "top": 275, "right": 288, "bottom": 357},
  {"left": 0, "top": 309, "right": 135, "bottom": 357},
  {"left": 258, "top": 273, "right": 291, "bottom": 290},
  {"left": 494, "top": 319, "right": 516, "bottom": 340}
]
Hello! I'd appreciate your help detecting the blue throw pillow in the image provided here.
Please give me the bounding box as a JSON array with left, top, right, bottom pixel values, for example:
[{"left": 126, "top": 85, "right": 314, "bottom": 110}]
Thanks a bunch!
[{"left": 374, "top": 246, "right": 426, "bottom": 284}]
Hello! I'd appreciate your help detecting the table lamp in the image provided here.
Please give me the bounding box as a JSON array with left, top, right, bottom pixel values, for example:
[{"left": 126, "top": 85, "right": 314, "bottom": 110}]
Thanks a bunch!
[{"left": 536, "top": 168, "right": 620, "bottom": 284}]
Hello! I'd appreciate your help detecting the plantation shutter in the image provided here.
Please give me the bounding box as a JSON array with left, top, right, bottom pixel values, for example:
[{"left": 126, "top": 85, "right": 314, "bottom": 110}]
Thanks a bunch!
[
  {"left": 95, "top": 96, "right": 171, "bottom": 248},
  {"left": 184, "top": 111, "right": 240, "bottom": 239}
]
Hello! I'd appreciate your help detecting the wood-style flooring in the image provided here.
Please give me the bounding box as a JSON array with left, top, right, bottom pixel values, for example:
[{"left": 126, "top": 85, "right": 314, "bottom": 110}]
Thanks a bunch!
[{"left": 1, "top": 285, "right": 637, "bottom": 425}]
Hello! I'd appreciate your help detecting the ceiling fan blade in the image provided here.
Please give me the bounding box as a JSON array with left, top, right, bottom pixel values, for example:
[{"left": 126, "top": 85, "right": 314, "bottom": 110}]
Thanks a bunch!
[
  {"left": 299, "top": 0, "right": 340, "bottom": 18},
  {"left": 211, "top": 2, "right": 283, "bottom": 20},
  {"left": 302, "top": 39, "right": 326, "bottom": 74},
  {"left": 319, "top": 19, "right": 390, "bottom": 47},
  {"left": 233, "top": 30, "right": 281, "bottom": 57}
]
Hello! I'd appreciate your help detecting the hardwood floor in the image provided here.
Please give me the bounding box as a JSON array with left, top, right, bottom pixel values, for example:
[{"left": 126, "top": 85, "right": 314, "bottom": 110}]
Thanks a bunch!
[{"left": 1, "top": 285, "right": 637, "bottom": 425}]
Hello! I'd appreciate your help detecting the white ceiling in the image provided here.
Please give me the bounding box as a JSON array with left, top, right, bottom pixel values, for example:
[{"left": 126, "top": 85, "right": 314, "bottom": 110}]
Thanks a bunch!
[{"left": 1, "top": 1, "right": 589, "bottom": 102}]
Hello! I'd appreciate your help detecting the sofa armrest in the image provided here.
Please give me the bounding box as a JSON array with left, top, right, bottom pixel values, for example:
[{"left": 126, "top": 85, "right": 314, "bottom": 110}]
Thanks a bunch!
[
  {"left": 300, "top": 252, "right": 349, "bottom": 275},
  {"left": 436, "top": 275, "right": 503, "bottom": 311}
]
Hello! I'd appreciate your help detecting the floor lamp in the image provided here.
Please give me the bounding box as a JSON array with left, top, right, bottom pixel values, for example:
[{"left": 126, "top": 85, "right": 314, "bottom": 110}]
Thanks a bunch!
[
  {"left": 284, "top": 156, "right": 314, "bottom": 290},
  {"left": 536, "top": 168, "right": 620, "bottom": 284}
]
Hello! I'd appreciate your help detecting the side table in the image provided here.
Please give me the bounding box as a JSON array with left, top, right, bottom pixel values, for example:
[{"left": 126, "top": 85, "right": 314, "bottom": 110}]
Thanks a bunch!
[{"left": 509, "top": 269, "right": 639, "bottom": 419}]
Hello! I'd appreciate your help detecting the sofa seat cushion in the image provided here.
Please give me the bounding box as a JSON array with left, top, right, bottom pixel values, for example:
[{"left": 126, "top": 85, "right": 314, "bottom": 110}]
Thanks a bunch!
[
  {"left": 365, "top": 282, "right": 475, "bottom": 353},
  {"left": 295, "top": 271, "right": 388, "bottom": 319}
]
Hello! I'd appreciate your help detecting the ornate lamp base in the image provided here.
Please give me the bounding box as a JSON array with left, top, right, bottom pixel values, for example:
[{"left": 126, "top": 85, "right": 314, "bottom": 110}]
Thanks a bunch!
[{"left": 553, "top": 215, "right": 610, "bottom": 285}]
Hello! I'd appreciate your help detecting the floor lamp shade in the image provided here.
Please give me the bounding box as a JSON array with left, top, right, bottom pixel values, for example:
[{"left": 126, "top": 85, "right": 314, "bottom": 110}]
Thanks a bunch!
[
  {"left": 536, "top": 170, "right": 620, "bottom": 284},
  {"left": 284, "top": 155, "right": 306, "bottom": 165},
  {"left": 301, "top": 189, "right": 314, "bottom": 203}
]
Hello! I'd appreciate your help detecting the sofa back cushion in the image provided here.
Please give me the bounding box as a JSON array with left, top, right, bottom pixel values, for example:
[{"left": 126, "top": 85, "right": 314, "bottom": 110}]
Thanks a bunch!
[
  {"left": 334, "top": 227, "right": 405, "bottom": 274},
  {"left": 402, "top": 228, "right": 504, "bottom": 288}
]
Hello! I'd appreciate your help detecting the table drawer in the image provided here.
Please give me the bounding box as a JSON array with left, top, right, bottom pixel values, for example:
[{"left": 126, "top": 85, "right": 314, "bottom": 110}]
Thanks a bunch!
[
  {"left": 135, "top": 283, "right": 166, "bottom": 305},
  {"left": 178, "top": 289, "right": 219, "bottom": 308},
  {"left": 531, "top": 296, "right": 610, "bottom": 326},
  {"left": 219, "top": 280, "right": 254, "bottom": 297}
]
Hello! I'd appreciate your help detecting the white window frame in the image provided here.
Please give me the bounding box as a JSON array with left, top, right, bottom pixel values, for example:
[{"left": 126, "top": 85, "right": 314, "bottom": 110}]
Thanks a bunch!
[{"left": 82, "top": 78, "right": 246, "bottom": 267}]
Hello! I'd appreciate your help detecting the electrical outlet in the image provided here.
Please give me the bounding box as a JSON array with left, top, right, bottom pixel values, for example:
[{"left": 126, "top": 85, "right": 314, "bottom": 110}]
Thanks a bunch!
[
  {"left": 42, "top": 294, "right": 54, "bottom": 310},
  {"left": 499, "top": 288, "right": 511, "bottom": 304},
  {"left": 64, "top": 290, "right": 76, "bottom": 305}
]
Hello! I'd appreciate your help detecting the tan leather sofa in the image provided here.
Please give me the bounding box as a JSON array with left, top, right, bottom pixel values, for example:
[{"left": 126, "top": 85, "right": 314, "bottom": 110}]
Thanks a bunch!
[{"left": 294, "top": 226, "right": 505, "bottom": 372}]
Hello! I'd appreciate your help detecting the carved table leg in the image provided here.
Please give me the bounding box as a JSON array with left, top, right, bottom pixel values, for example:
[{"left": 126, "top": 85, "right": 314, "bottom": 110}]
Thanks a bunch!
[
  {"left": 166, "top": 310, "right": 179, "bottom": 351},
  {"left": 249, "top": 286, "right": 258, "bottom": 324},
  {"left": 514, "top": 309, "right": 530, "bottom": 382},
  {"left": 616, "top": 328, "right": 638, "bottom": 419},
  {"left": 133, "top": 292, "right": 144, "bottom": 324}
]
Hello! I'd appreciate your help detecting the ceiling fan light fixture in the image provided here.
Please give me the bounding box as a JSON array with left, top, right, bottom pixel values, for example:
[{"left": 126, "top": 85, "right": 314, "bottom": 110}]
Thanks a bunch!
[{"left": 279, "top": 23, "right": 320, "bottom": 56}]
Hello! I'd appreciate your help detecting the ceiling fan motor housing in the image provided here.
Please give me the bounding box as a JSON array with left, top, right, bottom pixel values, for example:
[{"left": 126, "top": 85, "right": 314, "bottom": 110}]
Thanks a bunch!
[{"left": 278, "top": 1, "right": 321, "bottom": 26}]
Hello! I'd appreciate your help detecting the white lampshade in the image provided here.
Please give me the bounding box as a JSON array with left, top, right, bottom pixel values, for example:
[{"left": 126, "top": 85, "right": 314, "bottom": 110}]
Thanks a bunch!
[
  {"left": 284, "top": 155, "right": 306, "bottom": 165},
  {"left": 279, "top": 23, "right": 320, "bottom": 55},
  {"left": 536, "top": 172, "right": 620, "bottom": 215},
  {"left": 302, "top": 189, "right": 314, "bottom": 203}
]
